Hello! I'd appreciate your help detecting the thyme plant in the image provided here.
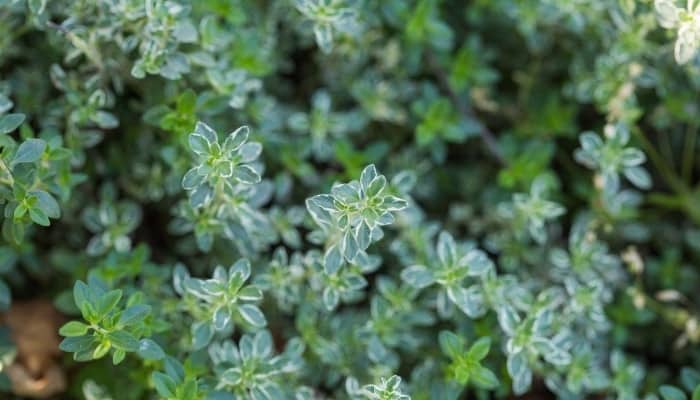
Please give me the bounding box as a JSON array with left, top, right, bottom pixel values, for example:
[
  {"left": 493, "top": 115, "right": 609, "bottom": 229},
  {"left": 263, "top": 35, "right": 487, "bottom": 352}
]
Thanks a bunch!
[{"left": 0, "top": 0, "right": 699, "bottom": 399}]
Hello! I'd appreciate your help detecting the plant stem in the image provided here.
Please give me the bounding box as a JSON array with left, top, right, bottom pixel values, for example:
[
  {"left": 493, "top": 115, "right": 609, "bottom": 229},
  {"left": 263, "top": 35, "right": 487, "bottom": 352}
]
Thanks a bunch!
[{"left": 682, "top": 124, "right": 697, "bottom": 183}]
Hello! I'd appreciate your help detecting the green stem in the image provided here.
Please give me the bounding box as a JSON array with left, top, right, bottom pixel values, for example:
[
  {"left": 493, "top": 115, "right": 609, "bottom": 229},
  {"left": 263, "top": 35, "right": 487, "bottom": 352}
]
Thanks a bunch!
[
  {"left": 632, "top": 126, "right": 686, "bottom": 194},
  {"left": 682, "top": 124, "right": 697, "bottom": 183}
]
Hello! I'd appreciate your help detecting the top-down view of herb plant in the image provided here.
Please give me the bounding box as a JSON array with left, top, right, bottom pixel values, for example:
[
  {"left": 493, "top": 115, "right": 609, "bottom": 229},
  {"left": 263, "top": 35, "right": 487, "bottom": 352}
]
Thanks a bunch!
[{"left": 2, "top": 0, "right": 700, "bottom": 399}]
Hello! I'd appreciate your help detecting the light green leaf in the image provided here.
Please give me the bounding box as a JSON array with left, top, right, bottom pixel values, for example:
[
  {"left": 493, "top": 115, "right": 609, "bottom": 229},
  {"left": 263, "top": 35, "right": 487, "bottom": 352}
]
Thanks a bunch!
[
  {"left": 0, "top": 113, "right": 25, "bottom": 135},
  {"left": 12, "top": 138, "right": 46, "bottom": 166}
]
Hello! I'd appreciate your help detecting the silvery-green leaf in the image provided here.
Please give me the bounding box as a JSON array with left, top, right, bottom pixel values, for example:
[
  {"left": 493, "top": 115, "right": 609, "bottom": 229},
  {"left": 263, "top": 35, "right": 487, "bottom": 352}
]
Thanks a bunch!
[
  {"left": 194, "top": 121, "right": 218, "bottom": 143},
  {"left": 224, "top": 125, "right": 249, "bottom": 153},
  {"left": 437, "top": 231, "right": 457, "bottom": 267},
  {"left": 313, "top": 23, "right": 334, "bottom": 53},
  {"left": 253, "top": 330, "right": 273, "bottom": 358},
  {"left": 400, "top": 265, "right": 435, "bottom": 289},
  {"left": 620, "top": 147, "right": 646, "bottom": 167},
  {"left": 238, "top": 286, "right": 262, "bottom": 301},
  {"left": 238, "top": 304, "right": 266, "bottom": 327},
  {"left": 507, "top": 352, "right": 532, "bottom": 395},
  {"left": 355, "top": 220, "right": 371, "bottom": 250},
  {"left": 323, "top": 287, "right": 339, "bottom": 311},
  {"left": 655, "top": 0, "right": 679, "bottom": 28},
  {"left": 189, "top": 183, "right": 213, "bottom": 208},
  {"left": 341, "top": 229, "right": 358, "bottom": 261},
  {"left": 462, "top": 249, "right": 493, "bottom": 276},
  {"left": 497, "top": 304, "right": 520, "bottom": 335},
  {"left": 323, "top": 244, "right": 343, "bottom": 274},
  {"left": 360, "top": 164, "right": 378, "bottom": 191},
  {"left": 365, "top": 175, "right": 386, "bottom": 198},
  {"left": 182, "top": 167, "right": 205, "bottom": 190},
  {"left": 229, "top": 258, "right": 251, "bottom": 283},
  {"left": 675, "top": 36, "right": 697, "bottom": 65},
  {"left": 213, "top": 306, "right": 231, "bottom": 331},
  {"left": 192, "top": 322, "right": 213, "bottom": 350},
  {"left": 233, "top": 164, "right": 261, "bottom": 184},
  {"left": 238, "top": 142, "right": 262, "bottom": 163},
  {"left": 447, "top": 285, "right": 484, "bottom": 317},
  {"left": 623, "top": 166, "right": 651, "bottom": 189},
  {"left": 382, "top": 195, "right": 408, "bottom": 211},
  {"left": 331, "top": 183, "right": 359, "bottom": 203}
]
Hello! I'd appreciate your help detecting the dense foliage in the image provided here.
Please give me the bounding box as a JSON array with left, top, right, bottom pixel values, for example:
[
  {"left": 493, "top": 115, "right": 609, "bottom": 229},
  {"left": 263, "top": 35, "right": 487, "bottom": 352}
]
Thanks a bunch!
[{"left": 1, "top": 0, "right": 700, "bottom": 399}]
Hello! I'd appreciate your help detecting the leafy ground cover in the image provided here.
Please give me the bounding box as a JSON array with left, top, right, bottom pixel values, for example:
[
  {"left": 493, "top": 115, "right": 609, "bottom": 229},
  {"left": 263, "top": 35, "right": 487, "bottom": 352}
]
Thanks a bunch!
[{"left": 0, "top": 1, "right": 700, "bottom": 399}]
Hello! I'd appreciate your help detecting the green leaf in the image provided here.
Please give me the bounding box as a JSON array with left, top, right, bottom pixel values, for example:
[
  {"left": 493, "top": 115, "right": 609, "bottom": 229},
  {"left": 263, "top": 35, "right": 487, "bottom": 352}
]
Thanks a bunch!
[
  {"left": 138, "top": 338, "right": 165, "bottom": 360},
  {"left": 59, "top": 335, "right": 94, "bottom": 353},
  {"left": 467, "top": 337, "right": 491, "bottom": 361},
  {"left": 438, "top": 330, "right": 463, "bottom": 359},
  {"left": 118, "top": 304, "right": 151, "bottom": 326},
  {"left": 341, "top": 229, "right": 358, "bottom": 260},
  {"left": 191, "top": 322, "right": 213, "bottom": 350},
  {"left": 73, "top": 280, "right": 91, "bottom": 315},
  {"left": 0, "top": 94, "right": 12, "bottom": 113},
  {"left": 31, "top": 190, "right": 60, "bottom": 219},
  {"left": 152, "top": 371, "right": 177, "bottom": 397},
  {"left": 365, "top": 175, "right": 386, "bottom": 197},
  {"left": 112, "top": 349, "right": 126, "bottom": 365},
  {"left": 29, "top": 206, "right": 50, "bottom": 226},
  {"left": 470, "top": 365, "right": 499, "bottom": 389},
  {"left": 194, "top": 121, "right": 217, "bottom": 143},
  {"left": 237, "top": 286, "right": 263, "bottom": 301},
  {"left": 12, "top": 138, "right": 46, "bottom": 166},
  {"left": 238, "top": 142, "right": 262, "bottom": 163},
  {"left": 238, "top": 304, "right": 267, "bottom": 327},
  {"left": 96, "top": 289, "right": 122, "bottom": 318},
  {"left": 93, "top": 339, "right": 111, "bottom": 359},
  {"left": 59, "top": 321, "right": 90, "bottom": 337},
  {"left": 213, "top": 306, "right": 230, "bottom": 331},
  {"left": 660, "top": 385, "right": 688, "bottom": 400},
  {"left": 400, "top": 265, "right": 434, "bottom": 289},
  {"left": 233, "top": 164, "right": 261, "bottom": 184},
  {"left": 107, "top": 330, "right": 140, "bottom": 352},
  {"left": 0, "top": 113, "right": 25, "bottom": 135},
  {"left": 188, "top": 133, "right": 210, "bottom": 155},
  {"left": 27, "top": 0, "right": 47, "bottom": 14},
  {"left": 0, "top": 280, "right": 9, "bottom": 310},
  {"left": 224, "top": 125, "right": 249, "bottom": 153},
  {"left": 323, "top": 244, "right": 343, "bottom": 274},
  {"left": 313, "top": 23, "right": 333, "bottom": 53}
]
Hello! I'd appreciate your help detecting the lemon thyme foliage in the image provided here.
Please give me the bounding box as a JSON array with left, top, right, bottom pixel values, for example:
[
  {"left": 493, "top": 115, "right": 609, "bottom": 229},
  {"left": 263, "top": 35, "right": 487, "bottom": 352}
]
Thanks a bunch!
[
  {"left": 306, "top": 164, "right": 408, "bottom": 274},
  {"left": 360, "top": 375, "right": 411, "bottom": 400},
  {"left": 177, "top": 121, "right": 272, "bottom": 253},
  {"left": 574, "top": 123, "right": 651, "bottom": 196},
  {"left": 655, "top": 0, "right": 700, "bottom": 64},
  {"left": 208, "top": 330, "right": 306, "bottom": 399},
  {"left": 174, "top": 259, "right": 266, "bottom": 350},
  {"left": 294, "top": 0, "right": 362, "bottom": 53},
  {"left": 401, "top": 230, "right": 493, "bottom": 318},
  {"left": 2, "top": 0, "right": 700, "bottom": 399}
]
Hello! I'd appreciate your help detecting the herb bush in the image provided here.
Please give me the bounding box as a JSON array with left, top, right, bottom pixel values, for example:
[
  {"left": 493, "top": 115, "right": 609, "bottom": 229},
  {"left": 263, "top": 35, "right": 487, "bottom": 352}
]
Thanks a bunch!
[{"left": 1, "top": 0, "right": 700, "bottom": 399}]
